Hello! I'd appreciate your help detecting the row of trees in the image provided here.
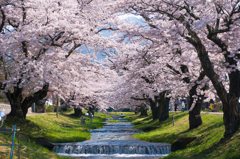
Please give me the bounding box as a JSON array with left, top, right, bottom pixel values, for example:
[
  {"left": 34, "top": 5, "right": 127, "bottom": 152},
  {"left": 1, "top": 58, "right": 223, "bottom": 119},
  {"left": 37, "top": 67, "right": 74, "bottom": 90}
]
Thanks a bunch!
[
  {"left": 0, "top": 0, "right": 240, "bottom": 137},
  {"left": 0, "top": 0, "right": 118, "bottom": 119},
  {"left": 104, "top": 0, "right": 240, "bottom": 136}
]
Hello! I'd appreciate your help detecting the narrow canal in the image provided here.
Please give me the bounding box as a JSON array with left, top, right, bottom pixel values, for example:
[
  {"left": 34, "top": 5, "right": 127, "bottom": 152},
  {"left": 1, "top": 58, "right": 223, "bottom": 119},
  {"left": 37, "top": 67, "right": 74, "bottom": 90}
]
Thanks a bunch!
[{"left": 53, "top": 115, "right": 171, "bottom": 159}]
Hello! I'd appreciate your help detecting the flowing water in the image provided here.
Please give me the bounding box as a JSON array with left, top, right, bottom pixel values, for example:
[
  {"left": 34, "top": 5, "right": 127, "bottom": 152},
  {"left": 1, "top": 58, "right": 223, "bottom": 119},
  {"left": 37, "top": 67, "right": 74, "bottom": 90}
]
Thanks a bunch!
[{"left": 53, "top": 115, "right": 171, "bottom": 159}]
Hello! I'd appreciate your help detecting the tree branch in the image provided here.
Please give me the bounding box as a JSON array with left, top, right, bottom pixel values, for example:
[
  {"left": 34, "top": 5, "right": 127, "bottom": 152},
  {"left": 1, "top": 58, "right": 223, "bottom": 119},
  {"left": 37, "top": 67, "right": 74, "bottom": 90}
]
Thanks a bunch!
[
  {"left": 65, "top": 43, "right": 82, "bottom": 58},
  {"left": 0, "top": 8, "right": 6, "bottom": 33}
]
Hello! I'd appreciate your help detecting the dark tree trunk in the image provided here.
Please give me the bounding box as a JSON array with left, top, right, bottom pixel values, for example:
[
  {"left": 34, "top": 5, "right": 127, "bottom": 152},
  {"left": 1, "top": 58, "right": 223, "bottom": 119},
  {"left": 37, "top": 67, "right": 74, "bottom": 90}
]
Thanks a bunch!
[
  {"left": 200, "top": 54, "right": 240, "bottom": 135},
  {"left": 7, "top": 98, "right": 24, "bottom": 119},
  {"left": 149, "top": 98, "right": 161, "bottom": 120},
  {"left": 6, "top": 87, "right": 24, "bottom": 119},
  {"left": 223, "top": 94, "right": 240, "bottom": 136},
  {"left": 149, "top": 91, "right": 170, "bottom": 121},
  {"left": 222, "top": 70, "right": 240, "bottom": 136},
  {"left": 89, "top": 106, "right": 95, "bottom": 114},
  {"left": 188, "top": 96, "right": 203, "bottom": 129},
  {"left": 140, "top": 104, "right": 148, "bottom": 117},
  {"left": 5, "top": 84, "right": 49, "bottom": 120},
  {"left": 158, "top": 91, "right": 170, "bottom": 122},
  {"left": 74, "top": 108, "right": 82, "bottom": 117},
  {"left": 188, "top": 72, "right": 206, "bottom": 129},
  {"left": 167, "top": 63, "right": 203, "bottom": 128},
  {"left": 134, "top": 106, "right": 139, "bottom": 114},
  {"left": 205, "top": 24, "right": 240, "bottom": 135}
]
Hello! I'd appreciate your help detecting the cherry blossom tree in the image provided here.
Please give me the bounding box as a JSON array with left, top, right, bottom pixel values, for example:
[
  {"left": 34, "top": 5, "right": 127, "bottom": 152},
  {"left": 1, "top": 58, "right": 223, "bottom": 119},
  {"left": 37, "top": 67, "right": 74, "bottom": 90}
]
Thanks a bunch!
[
  {"left": 63, "top": 65, "right": 120, "bottom": 116},
  {"left": 105, "top": 45, "right": 171, "bottom": 121},
  {"left": 102, "top": 13, "right": 207, "bottom": 126},
  {"left": 111, "top": 0, "right": 240, "bottom": 136},
  {"left": 0, "top": 0, "right": 115, "bottom": 119}
]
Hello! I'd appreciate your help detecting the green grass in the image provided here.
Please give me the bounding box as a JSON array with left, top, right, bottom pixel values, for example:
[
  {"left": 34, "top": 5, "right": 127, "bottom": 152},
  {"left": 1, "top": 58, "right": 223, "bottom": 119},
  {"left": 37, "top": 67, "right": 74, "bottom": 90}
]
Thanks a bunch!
[
  {"left": 108, "top": 120, "right": 121, "bottom": 123},
  {"left": 2, "top": 110, "right": 239, "bottom": 159},
  {"left": 121, "top": 111, "right": 240, "bottom": 159},
  {"left": 0, "top": 111, "right": 108, "bottom": 159},
  {"left": 26, "top": 111, "right": 107, "bottom": 143},
  {"left": 0, "top": 135, "right": 69, "bottom": 159}
]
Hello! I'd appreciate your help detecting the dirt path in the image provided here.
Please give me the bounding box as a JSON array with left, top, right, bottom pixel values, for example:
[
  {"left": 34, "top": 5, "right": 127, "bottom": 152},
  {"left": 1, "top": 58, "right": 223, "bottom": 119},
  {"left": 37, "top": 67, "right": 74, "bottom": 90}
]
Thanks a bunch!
[{"left": 26, "top": 113, "right": 46, "bottom": 116}]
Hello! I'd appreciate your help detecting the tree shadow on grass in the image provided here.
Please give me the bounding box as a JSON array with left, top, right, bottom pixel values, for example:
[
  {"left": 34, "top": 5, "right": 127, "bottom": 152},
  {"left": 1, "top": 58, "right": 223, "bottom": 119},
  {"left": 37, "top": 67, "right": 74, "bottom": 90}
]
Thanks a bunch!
[
  {"left": 134, "top": 112, "right": 188, "bottom": 131},
  {"left": 144, "top": 127, "right": 197, "bottom": 144},
  {"left": 189, "top": 134, "right": 236, "bottom": 159},
  {"left": 177, "top": 120, "right": 223, "bottom": 137},
  {"left": 161, "top": 112, "right": 188, "bottom": 125},
  {"left": 146, "top": 133, "right": 181, "bottom": 143},
  {"left": 165, "top": 127, "right": 240, "bottom": 159},
  {"left": 4, "top": 117, "right": 42, "bottom": 139},
  {"left": 60, "top": 112, "right": 80, "bottom": 119},
  {"left": 197, "top": 123, "right": 223, "bottom": 135}
]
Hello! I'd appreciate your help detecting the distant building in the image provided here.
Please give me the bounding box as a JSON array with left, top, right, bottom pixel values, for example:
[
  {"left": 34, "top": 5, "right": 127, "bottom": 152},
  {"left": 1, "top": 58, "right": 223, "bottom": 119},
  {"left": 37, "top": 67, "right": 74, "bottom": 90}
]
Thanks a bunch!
[
  {"left": 45, "top": 92, "right": 54, "bottom": 106},
  {"left": 45, "top": 98, "right": 53, "bottom": 106}
]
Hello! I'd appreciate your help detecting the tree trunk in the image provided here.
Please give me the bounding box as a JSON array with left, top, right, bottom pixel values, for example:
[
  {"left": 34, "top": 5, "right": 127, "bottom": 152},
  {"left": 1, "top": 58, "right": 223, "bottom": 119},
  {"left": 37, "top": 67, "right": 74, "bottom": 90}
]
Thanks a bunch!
[
  {"left": 7, "top": 97, "right": 24, "bottom": 119},
  {"left": 21, "top": 102, "right": 32, "bottom": 119},
  {"left": 222, "top": 70, "right": 240, "bottom": 136},
  {"left": 140, "top": 104, "right": 148, "bottom": 117},
  {"left": 149, "top": 91, "right": 170, "bottom": 121},
  {"left": 5, "top": 84, "right": 49, "bottom": 120},
  {"left": 89, "top": 106, "right": 95, "bottom": 114},
  {"left": 6, "top": 87, "right": 24, "bottom": 119},
  {"left": 188, "top": 96, "right": 203, "bottom": 129},
  {"left": 74, "top": 108, "right": 82, "bottom": 117},
  {"left": 223, "top": 94, "right": 240, "bottom": 136},
  {"left": 188, "top": 72, "right": 206, "bottom": 129},
  {"left": 158, "top": 91, "right": 170, "bottom": 122},
  {"left": 134, "top": 106, "right": 139, "bottom": 114},
  {"left": 184, "top": 23, "right": 240, "bottom": 136},
  {"left": 149, "top": 98, "right": 161, "bottom": 120}
]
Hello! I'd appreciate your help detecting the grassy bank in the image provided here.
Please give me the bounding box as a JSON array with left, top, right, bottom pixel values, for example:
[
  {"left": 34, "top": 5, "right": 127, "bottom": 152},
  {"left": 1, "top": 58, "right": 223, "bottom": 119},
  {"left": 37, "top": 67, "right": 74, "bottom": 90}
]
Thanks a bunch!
[
  {"left": 0, "top": 111, "right": 111, "bottom": 159},
  {"left": 116, "top": 111, "right": 240, "bottom": 159},
  {"left": 108, "top": 120, "right": 121, "bottom": 123}
]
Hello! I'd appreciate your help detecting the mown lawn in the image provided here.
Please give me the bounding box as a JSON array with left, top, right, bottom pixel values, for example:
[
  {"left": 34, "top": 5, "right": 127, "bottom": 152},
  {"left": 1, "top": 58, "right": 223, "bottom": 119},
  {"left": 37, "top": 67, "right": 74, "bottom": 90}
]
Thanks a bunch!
[
  {"left": 108, "top": 120, "right": 121, "bottom": 123},
  {"left": 118, "top": 111, "right": 240, "bottom": 159},
  {"left": 0, "top": 111, "right": 111, "bottom": 159}
]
